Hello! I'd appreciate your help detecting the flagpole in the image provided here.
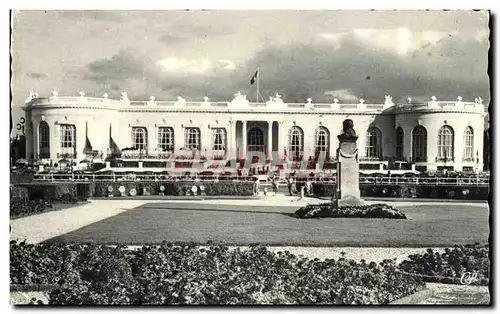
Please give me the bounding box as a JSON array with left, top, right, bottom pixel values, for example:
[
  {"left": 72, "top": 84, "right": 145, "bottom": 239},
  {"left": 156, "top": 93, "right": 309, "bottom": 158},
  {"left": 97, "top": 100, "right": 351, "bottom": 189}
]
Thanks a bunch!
[{"left": 256, "top": 67, "right": 260, "bottom": 103}]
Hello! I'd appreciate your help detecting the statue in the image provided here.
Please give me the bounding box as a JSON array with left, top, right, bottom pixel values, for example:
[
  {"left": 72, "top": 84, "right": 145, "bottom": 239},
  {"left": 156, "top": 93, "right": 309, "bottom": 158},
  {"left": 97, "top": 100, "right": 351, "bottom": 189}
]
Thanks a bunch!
[
  {"left": 337, "top": 119, "right": 358, "bottom": 142},
  {"left": 333, "top": 98, "right": 339, "bottom": 104},
  {"left": 359, "top": 98, "right": 365, "bottom": 104},
  {"left": 150, "top": 96, "right": 156, "bottom": 101},
  {"left": 457, "top": 96, "right": 463, "bottom": 102},
  {"left": 306, "top": 98, "right": 313, "bottom": 104},
  {"left": 274, "top": 93, "right": 283, "bottom": 103},
  {"left": 335, "top": 119, "right": 363, "bottom": 207},
  {"left": 103, "top": 93, "right": 109, "bottom": 99},
  {"left": 431, "top": 96, "right": 437, "bottom": 102},
  {"left": 234, "top": 91, "right": 243, "bottom": 100},
  {"left": 121, "top": 92, "right": 129, "bottom": 101},
  {"left": 203, "top": 96, "right": 209, "bottom": 102},
  {"left": 407, "top": 97, "right": 412, "bottom": 104},
  {"left": 79, "top": 91, "right": 85, "bottom": 97},
  {"left": 25, "top": 91, "right": 36, "bottom": 103},
  {"left": 477, "top": 97, "right": 483, "bottom": 104},
  {"left": 384, "top": 95, "right": 393, "bottom": 105},
  {"left": 52, "top": 89, "right": 59, "bottom": 97}
]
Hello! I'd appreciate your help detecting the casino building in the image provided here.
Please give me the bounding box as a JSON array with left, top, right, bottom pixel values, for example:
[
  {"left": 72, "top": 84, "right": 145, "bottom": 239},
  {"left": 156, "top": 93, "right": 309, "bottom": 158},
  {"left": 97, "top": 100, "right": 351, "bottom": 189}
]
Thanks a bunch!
[{"left": 22, "top": 90, "right": 487, "bottom": 174}]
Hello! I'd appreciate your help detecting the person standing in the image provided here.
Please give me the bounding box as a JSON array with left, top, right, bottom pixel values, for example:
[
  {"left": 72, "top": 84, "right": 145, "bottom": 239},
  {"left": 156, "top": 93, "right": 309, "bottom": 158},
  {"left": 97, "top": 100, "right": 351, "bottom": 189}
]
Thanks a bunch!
[
  {"left": 272, "top": 176, "right": 278, "bottom": 196},
  {"left": 286, "top": 176, "right": 294, "bottom": 196}
]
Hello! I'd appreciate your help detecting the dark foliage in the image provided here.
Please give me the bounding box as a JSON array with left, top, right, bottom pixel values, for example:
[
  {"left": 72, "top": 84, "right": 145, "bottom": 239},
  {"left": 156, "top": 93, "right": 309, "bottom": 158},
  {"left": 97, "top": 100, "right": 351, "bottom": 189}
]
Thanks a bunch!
[
  {"left": 10, "top": 240, "right": 425, "bottom": 305},
  {"left": 398, "top": 244, "right": 489, "bottom": 286},
  {"left": 295, "top": 203, "right": 407, "bottom": 219},
  {"left": 10, "top": 199, "right": 53, "bottom": 218}
]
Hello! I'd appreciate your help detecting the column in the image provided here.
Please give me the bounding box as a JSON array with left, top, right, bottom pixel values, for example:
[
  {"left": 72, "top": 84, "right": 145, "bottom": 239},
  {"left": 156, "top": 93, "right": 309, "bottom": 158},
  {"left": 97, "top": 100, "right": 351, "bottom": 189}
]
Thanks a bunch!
[
  {"left": 242, "top": 120, "right": 247, "bottom": 159},
  {"left": 267, "top": 121, "right": 273, "bottom": 160},
  {"left": 229, "top": 120, "right": 236, "bottom": 159}
]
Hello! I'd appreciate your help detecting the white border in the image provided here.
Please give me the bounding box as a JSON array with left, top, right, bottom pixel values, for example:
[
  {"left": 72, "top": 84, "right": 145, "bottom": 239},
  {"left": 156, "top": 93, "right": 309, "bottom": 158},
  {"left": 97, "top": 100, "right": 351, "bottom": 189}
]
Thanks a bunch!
[{"left": 3, "top": 2, "right": 497, "bottom": 314}]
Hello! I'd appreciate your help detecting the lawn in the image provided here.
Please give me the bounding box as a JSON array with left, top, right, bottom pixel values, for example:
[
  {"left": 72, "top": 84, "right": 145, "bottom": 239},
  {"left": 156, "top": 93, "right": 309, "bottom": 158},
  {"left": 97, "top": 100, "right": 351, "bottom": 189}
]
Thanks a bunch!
[{"left": 48, "top": 202, "right": 490, "bottom": 247}]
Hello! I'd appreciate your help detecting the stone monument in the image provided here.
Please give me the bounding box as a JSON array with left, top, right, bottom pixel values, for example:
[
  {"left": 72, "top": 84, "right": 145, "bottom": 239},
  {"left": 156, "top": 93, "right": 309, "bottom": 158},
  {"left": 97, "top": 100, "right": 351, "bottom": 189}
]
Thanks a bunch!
[{"left": 334, "top": 119, "right": 364, "bottom": 207}]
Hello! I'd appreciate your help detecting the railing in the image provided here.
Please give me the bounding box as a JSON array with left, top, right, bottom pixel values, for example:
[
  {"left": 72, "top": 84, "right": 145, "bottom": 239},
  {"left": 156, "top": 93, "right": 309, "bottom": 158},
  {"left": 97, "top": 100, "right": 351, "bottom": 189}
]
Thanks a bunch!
[
  {"left": 435, "top": 156, "right": 455, "bottom": 162},
  {"left": 32, "top": 173, "right": 489, "bottom": 186}
]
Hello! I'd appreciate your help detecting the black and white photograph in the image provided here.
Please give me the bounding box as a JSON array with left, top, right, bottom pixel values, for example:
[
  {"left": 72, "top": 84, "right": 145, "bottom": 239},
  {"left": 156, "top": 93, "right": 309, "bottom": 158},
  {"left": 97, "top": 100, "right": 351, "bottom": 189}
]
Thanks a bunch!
[{"left": 8, "top": 8, "right": 491, "bottom": 306}]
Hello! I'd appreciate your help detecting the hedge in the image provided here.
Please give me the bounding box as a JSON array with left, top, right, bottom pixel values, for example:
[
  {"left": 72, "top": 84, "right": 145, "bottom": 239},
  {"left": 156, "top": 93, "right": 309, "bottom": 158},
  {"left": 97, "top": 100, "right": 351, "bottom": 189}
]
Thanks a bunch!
[
  {"left": 92, "top": 181, "right": 257, "bottom": 197},
  {"left": 309, "top": 183, "right": 489, "bottom": 200}
]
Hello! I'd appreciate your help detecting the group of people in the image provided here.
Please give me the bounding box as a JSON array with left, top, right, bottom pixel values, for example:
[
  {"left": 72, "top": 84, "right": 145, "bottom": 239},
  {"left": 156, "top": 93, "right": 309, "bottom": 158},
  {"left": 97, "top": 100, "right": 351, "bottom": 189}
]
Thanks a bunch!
[{"left": 264, "top": 175, "right": 313, "bottom": 197}]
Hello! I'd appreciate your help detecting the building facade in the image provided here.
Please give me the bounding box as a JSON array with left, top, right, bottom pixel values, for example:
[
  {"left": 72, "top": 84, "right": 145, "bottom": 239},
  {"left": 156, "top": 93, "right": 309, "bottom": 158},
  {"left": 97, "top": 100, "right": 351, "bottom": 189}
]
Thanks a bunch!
[{"left": 22, "top": 91, "right": 487, "bottom": 172}]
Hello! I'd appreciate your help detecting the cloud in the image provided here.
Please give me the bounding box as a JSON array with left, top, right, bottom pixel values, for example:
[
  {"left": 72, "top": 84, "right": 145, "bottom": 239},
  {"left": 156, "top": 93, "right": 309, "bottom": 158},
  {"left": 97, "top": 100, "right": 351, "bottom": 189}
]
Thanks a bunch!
[
  {"left": 158, "top": 33, "right": 190, "bottom": 45},
  {"left": 25, "top": 72, "right": 48, "bottom": 79},
  {"left": 323, "top": 89, "right": 359, "bottom": 103},
  {"left": 157, "top": 57, "right": 213, "bottom": 74}
]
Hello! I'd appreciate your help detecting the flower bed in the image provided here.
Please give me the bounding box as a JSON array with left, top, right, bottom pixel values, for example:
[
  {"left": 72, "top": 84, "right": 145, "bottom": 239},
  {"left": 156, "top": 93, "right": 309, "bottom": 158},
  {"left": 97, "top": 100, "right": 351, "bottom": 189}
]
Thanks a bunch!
[
  {"left": 295, "top": 203, "right": 407, "bottom": 219},
  {"left": 309, "top": 183, "right": 489, "bottom": 200},
  {"left": 398, "top": 244, "right": 490, "bottom": 286},
  {"left": 10, "top": 199, "right": 53, "bottom": 218},
  {"left": 10, "top": 240, "right": 425, "bottom": 305}
]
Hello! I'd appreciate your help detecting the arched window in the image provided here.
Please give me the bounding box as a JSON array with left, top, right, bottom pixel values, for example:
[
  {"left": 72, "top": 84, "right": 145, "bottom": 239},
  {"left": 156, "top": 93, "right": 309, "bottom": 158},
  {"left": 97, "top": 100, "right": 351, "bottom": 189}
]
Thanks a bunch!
[
  {"left": 396, "top": 127, "right": 404, "bottom": 159},
  {"left": 158, "top": 127, "right": 174, "bottom": 152},
  {"left": 437, "top": 125, "right": 454, "bottom": 160},
  {"left": 314, "top": 126, "right": 330, "bottom": 159},
  {"left": 132, "top": 127, "right": 148, "bottom": 150},
  {"left": 463, "top": 126, "right": 474, "bottom": 161},
  {"left": 212, "top": 128, "right": 227, "bottom": 151},
  {"left": 412, "top": 126, "right": 427, "bottom": 162},
  {"left": 184, "top": 127, "right": 201, "bottom": 150},
  {"left": 288, "top": 126, "right": 304, "bottom": 161},
  {"left": 39, "top": 121, "right": 50, "bottom": 158},
  {"left": 247, "top": 127, "right": 264, "bottom": 152},
  {"left": 365, "top": 127, "right": 382, "bottom": 159},
  {"left": 60, "top": 124, "right": 76, "bottom": 158}
]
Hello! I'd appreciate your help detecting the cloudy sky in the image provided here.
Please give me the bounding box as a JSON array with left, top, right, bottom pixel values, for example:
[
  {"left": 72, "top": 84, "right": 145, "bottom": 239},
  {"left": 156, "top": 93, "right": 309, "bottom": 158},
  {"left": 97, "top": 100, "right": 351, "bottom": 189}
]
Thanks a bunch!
[{"left": 11, "top": 10, "right": 490, "bottom": 119}]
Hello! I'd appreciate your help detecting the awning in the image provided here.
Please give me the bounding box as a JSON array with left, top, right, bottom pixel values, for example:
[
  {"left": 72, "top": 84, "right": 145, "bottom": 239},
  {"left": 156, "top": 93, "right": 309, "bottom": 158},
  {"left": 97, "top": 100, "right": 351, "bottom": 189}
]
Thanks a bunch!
[{"left": 83, "top": 122, "right": 94, "bottom": 154}]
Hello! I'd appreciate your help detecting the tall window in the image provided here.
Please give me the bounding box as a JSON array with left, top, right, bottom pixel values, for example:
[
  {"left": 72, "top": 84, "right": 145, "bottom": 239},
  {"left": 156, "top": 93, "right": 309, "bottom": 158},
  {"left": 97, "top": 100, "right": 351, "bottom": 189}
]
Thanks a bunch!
[
  {"left": 185, "top": 127, "right": 201, "bottom": 150},
  {"left": 314, "top": 126, "right": 330, "bottom": 159},
  {"left": 365, "top": 127, "right": 382, "bottom": 159},
  {"left": 248, "top": 127, "right": 264, "bottom": 152},
  {"left": 396, "top": 127, "right": 404, "bottom": 159},
  {"left": 132, "top": 127, "right": 148, "bottom": 150},
  {"left": 288, "top": 126, "right": 304, "bottom": 161},
  {"left": 463, "top": 126, "right": 474, "bottom": 160},
  {"left": 412, "top": 126, "right": 427, "bottom": 162},
  {"left": 60, "top": 124, "right": 76, "bottom": 157},
  {"left": 39, "top": 121, "right": 50, "bottom": 158},
  {"left": 158, "top": 127, "right": 174, "bottom": 152},
  {"left": 212, "top": 128, "right": 227, "bottom": 151},
  {"left": 437, "top": 125, "right": 454, "bottom": 160}
]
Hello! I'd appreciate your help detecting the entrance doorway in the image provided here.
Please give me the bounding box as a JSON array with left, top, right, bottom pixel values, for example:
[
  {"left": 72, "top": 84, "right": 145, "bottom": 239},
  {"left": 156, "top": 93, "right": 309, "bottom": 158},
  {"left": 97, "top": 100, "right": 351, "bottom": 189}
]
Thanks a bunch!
[{"left": 247, "top": 127, "right": 265, "bottom": 152}]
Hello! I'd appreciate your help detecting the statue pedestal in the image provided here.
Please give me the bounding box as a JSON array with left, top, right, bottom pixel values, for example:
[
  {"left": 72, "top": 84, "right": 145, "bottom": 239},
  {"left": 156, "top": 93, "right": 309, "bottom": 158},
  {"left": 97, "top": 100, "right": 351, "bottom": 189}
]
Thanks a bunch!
[{"left": 335, "top": 140, "right": 364, "bottom": 207}]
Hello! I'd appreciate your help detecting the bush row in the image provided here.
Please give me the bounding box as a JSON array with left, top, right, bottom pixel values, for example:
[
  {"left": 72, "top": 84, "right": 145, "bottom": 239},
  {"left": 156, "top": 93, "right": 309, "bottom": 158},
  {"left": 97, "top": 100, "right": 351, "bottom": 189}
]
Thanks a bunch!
[
  {"left": 295, "top": 203, "right": 407, "bottom": 219},
  {"left": 13, "top": 181, "right": 257, "bottom": 200},
  {"left": 10, "top": 240, "right": 425, "bottom": 305},
  {"left": 398, "top": 244, "right": 489, "bottom": 286},
  {"left": 310, "top": 183, "right": 489, "bottom": 200},
  {"left": 92, "top": 181, "right": 257, "bottom": 197}
]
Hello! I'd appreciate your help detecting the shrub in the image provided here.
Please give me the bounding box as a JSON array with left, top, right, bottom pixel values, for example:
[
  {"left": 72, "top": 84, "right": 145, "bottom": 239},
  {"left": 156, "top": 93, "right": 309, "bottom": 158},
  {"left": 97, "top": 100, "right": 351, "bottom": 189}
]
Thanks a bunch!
[
  {"left": 10, "top": 185, "right": 30, "bottom": 201},
  {"left": 295, "top": 203, "right": 407, "bottom": 219},
  {"left": 398, "top": 244, "right": 490, "bottom": 286},
  {"left": 13, "top": 183, "right": 81, "bottom": 202},
  {"left": 10, "top": 241, "right": 425, "bottom": 305},
  {"left": 10, "top": 199, "right": 53, "bottom": 218}
]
